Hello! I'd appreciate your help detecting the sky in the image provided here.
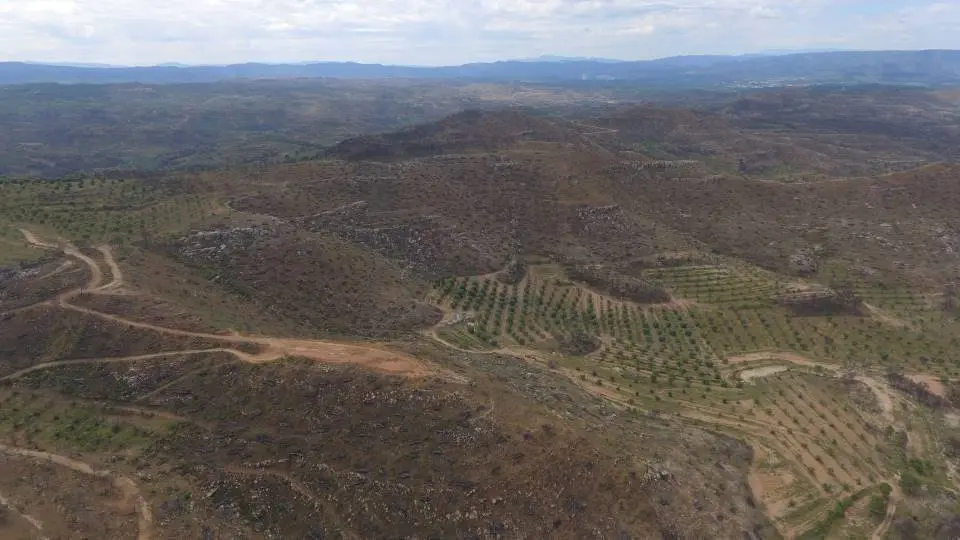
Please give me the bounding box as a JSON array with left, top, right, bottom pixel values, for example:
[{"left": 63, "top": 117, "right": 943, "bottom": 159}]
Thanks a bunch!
[{"left": 0, "top": 0, "right": 958, "bottom": 66}]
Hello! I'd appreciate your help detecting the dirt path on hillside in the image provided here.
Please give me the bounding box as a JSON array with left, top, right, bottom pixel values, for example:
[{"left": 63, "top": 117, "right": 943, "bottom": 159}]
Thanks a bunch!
[
  {"left": 854, "top": 375, "right": 897, "bottom": 425},
  {"left": 726, "top": 351, "right": 904, "bottom": 426},
  {"left": 864, "top": 302, "right": 910, "bottom": 329},
  {"left": 55, "top": 301, "right": 430, "bottom": 375},
  {"left": 423, "top": 325, "right": 913, "bottom": 540},
  {"left": 10, "top": 229, "right": 928, "bottom": 540},
  {"left": 424, "top": 329, "right": 494, "bottom": 355},
  {"left": 726, "top": 351, "right": 839, "bottom": 371},
  {"left": 136, "top": 365, "right": 225, "bottom": 402},
  {"left": 104, "top": 405, "right": 197, "bottom": 425},
  {"left": 95, "top": 245, "right": 124, "bottom": 290},
  {"left": 739, "top": 365, "right": 790, "bottom": 381},
  {"left": 872, "top": 482, "right": 901, "bottom": 540},
  {"left": 713, "top": 350, "right": 915, "bottom": 539},
  {"left": 37, "top": 260, "right": 75, "bottom": 280},
  {"left": 16, "top": 229, "right": 433, "bottom": 378},
  {"left": 17, "top": 229, "right": 58, "bottom": 250},
  {"left": 0, "top": 489, "right": 48, "bottom": 539},
  {"left": 62, "top": 245, "right": 104, "bottom": 291},
  {"left": 0, "top": 443, "right": 153, "bottom": 540},
  {"left": 101, "top": 404, "right": 216, "bottom": 431},
  {"left": 0, "top": 349, "right": 249, "bottom": 382}
]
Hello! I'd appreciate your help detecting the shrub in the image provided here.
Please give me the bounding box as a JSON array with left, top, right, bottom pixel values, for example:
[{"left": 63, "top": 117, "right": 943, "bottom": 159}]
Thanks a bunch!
[
  {"left": 900, "top": 471, "right": 922, "bottom": 496},
  {"left": 868, "top": 494, "right": 888, "bottom": 519}
]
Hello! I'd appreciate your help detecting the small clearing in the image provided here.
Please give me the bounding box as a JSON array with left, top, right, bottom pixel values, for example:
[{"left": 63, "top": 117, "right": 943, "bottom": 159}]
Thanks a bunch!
[
  {"left": 726, "top": 351, "right": 836, "bottom": 371},
  {"left": 907, "top": 374, "right": 948, "bottom": 399},
  {"left": 739, "top": 365, "right": 789, "bottom": 381},
  {"left": 854, "top": 375, "right": 897, "bottom": 425}
]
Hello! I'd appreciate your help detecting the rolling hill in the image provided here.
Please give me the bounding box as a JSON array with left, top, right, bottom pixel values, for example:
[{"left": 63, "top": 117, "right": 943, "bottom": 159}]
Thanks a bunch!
[{"left": 2, "top": 86, "right": 960, "bottom": 538}]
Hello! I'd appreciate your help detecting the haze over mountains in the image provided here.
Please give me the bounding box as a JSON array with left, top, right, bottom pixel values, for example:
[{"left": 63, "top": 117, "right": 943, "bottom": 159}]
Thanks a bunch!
[{"left": 3, "top": 49, "right": 960, "bottom": 87}]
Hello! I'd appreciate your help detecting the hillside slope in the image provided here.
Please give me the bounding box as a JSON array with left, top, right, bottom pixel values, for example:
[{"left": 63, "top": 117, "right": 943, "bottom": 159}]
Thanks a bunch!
[{"left": 4, "top": 98, "right": 960, "bottom": 539}]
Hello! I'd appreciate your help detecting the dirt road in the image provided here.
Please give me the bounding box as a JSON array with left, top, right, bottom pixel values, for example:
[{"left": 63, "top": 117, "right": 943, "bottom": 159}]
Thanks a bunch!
[
  {"left": 0, "top": 443, "right": 153, "bottom": 540},
  {"left": 872, "top": 482, "right": 901, "bottom": 540},
  {"left": 863, "top": 302, "right": 910, "bottom": 329},
  {"left": 17, "top": 229, "right": 433, "bottom": 378},
  {"left": 0, "top": 349, "right": 249, "bottom": 382},
  {"left": 17, "top": 229, "right": 58, "bottom": 250},
  {"left": 726, "top": 351, "right": 839, "bottom": 371},
  {"left": 0, "top": 490, "right": 48, "bottom": 539},
  {"left": 61, "top": 245, "right": 104, "bottom": 291},
  {"left": 855, "top": 375, "right": 898, "bottom": 425},
  {"left": 95, "top": 245, "right": 124, "bottom": 290}
]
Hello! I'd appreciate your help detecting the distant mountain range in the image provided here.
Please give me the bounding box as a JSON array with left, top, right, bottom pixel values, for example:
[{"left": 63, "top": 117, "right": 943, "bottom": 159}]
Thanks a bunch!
[{"left": 2, "top": 50, "right": 959, "bottom": 87}]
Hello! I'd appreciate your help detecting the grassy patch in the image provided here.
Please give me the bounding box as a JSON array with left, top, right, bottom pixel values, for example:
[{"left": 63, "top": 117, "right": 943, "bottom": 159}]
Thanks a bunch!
[{"left": 0, "top": 390, "right": 167, "bottom": 453}]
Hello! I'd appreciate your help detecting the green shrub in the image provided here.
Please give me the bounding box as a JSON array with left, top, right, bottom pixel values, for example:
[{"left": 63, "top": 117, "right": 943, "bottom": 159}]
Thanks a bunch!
[
  {"left": 867, "top": 494, "right": 888, "bottom": 519},
  {"left": 900, "top": 471, "right": 922, "bottom": 495}
]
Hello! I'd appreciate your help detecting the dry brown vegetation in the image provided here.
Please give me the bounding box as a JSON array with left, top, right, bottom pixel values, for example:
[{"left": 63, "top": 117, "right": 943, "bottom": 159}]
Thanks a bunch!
[
  {"left": 0, "top": 228, "right": 774, "bottom": 538},
  {"left": 3, "top": 85, "right": 960, "bottom": 538},
  {"left": 0, "top": 307, "right": 225, "bottom": 378}
]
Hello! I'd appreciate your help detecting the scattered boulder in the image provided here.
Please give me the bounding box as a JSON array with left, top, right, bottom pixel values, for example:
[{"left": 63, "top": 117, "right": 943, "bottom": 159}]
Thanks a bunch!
[{"left": 788, "top": 249, "right": 819, "bottom": 275}]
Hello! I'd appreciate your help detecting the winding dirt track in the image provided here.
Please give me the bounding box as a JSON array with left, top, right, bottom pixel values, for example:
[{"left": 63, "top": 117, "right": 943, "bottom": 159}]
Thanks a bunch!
[
  {"left": 0, "top": 443, "right": 153, "bottom": 540},
  {"left": 15, "top": 229, "right": 432, "bottom": 377},
  {"left": 727, "top": 351, "right": 838, "bottom": 370},
  {"left": 0, "top": 489, "right": 47, "bottom": 538},
  {"left": 0, "top": 349, "right": 247, "bottom": 382},
  {"left": 17, "top": 229, "right": 57, "bottom": 250},
  {"left": 10, "top": 229, "right": 917, "bottom": 539},
  {"left": 872, "top": 481, "right": 901, "bottom": 540},
  {"left": 2, "top": 228, "right": 448, "bottom": 539},
  {"left": 95, "top": 245, "right": 124, "bottom": 290}
]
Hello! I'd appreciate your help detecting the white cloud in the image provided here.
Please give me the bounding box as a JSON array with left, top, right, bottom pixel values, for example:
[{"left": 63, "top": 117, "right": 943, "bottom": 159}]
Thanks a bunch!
[{"left": 0, "top": 0, "right": 954, "bottom": 65}]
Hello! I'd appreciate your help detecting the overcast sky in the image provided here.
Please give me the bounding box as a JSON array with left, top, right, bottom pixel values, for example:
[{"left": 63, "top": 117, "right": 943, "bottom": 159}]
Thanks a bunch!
[{"left": 1, "top": 0, "right": 957, "bottom": 66}]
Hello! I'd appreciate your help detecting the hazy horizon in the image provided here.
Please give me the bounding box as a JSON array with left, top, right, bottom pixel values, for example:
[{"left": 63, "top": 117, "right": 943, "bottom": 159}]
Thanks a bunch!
[
  {"left": 11, "top": 48, "right": 946, "bottom": 69},
  {"left": 2, "top": 1, "right": 958, "bottom": 67}
]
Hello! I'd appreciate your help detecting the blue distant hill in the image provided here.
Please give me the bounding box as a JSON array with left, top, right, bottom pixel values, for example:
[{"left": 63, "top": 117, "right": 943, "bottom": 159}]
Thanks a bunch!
[{"left": 2, "top": 50, "right": 959, "bottom": 87}]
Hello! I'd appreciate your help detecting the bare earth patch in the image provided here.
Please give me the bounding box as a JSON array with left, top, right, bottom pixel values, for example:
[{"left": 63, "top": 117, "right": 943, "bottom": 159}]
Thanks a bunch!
[
  {"left": 906, "top": 374, "right": 947, "bottom": 399},
  {"left": 740, "top": 365, "right": 789, "bottom": 382},
  {"left": 726, "top": 351, "right": 835, "bottom": 370},
  {"left": 863, "top": 302, "right": 910, "bottom": 329}
]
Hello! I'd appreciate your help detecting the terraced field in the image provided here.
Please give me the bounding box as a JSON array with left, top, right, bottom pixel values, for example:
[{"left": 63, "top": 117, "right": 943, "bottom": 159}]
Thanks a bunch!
[
  {"left": 0, "top": 177, "right": 225, "bottom": 244},
  {"left": 428, "top": 260, "right": 956, "bottom": 538}
]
